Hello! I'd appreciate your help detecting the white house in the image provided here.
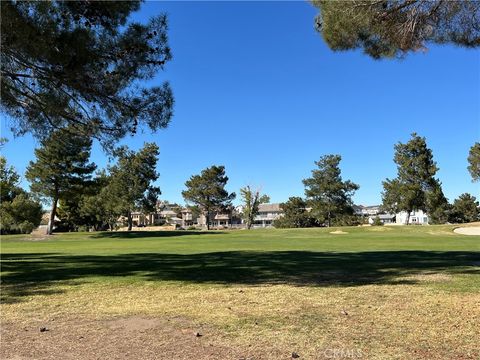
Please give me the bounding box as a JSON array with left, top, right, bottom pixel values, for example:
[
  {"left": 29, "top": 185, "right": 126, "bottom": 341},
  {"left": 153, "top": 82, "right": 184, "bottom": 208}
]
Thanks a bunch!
[{"left": 395, "top": 210, "right": 429, "bottom": 225}]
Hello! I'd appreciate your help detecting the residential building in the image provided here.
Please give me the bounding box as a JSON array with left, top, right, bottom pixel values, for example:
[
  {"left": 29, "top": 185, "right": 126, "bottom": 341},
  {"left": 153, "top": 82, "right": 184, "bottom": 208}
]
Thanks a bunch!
[
  {"left": 368, "top": 214, "right": 396, "bottom": 225},
  {"left": 396, "top": 210, "right": 429, "bottom": 225},
  {"left": 252, "top": 203, "right": 283, "bottom": 228},
  {"left": 354, "top": 205, "right": 381, "bottom": 216}
]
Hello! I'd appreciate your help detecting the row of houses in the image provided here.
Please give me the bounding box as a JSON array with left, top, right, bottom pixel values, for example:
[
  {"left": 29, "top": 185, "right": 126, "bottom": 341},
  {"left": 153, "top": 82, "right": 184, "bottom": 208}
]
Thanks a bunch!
[
  {"left": 130, "top": 201, "right": 429, "bottom": 229},
  {"left": 130, "top": 201, "right": 284, "bottom": 229},
  {"left": 354, "top": 205, "right": 429, "bottom": 225}
]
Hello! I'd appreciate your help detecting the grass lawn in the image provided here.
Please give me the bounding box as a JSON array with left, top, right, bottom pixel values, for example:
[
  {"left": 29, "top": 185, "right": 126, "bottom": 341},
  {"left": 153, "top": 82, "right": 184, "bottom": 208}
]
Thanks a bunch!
[{"left": 1, "top": 225, "right": 479, "bottom": 359}]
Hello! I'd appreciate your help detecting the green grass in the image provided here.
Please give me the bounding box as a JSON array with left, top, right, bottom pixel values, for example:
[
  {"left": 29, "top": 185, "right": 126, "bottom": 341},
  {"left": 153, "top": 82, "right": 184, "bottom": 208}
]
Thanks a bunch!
[
  {"left": 1, "top": 225, "right": 479, "bottom": 293},
  {"left": 1, "top": 225, "right": 479, "bottom": 359}
]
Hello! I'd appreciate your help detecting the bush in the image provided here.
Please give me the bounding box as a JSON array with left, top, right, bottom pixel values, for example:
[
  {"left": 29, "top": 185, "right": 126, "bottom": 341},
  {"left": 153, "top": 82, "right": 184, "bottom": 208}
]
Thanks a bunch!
[
  {"left": 18, "top": 221, "right": 36, "bottom": 234},
  {"left": 372, "top": 216, "right": 384, "bottom": 226}
]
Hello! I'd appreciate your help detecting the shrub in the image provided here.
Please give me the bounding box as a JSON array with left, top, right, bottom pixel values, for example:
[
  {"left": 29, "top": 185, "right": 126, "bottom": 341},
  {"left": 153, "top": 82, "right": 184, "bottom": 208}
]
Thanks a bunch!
[
  {"left": 18, "top": 221, "right": 36, "bottom": 234},
  {"left": 372, "top": 216, "right": 384, "bottom": 226}
]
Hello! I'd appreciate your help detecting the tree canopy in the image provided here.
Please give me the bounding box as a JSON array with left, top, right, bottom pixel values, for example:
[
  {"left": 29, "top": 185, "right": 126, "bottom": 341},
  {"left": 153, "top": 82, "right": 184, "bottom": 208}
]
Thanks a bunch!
[
  {"left": 106, "top": 143, "right": 161, "bottom": 230},
  {"left": 312, "top": 0, "right": 480, "bottom": 59},
  {"left": 1, "top": 1, "right": 173, "bottom": 147},
  {"left": 449, "top": 193, "right": 479, "bottom": 223},
  {"left": 274, "top": 197, "right": 317, "bottom": 228},
  {"left": 303, "top": 155, "right": 359, "bottom": 227},
  {"left": 0, "top": 156, "right": 43, "bottom": 234},
  {"left": 182, "top": 165, "right": 236, "bottom": 230},
  {"left": 382, "top": 133, "right": 443, "bottom": 224},
  {"left": 468, "top": 142, "right": 480, "bottom": 183},
  {"left": 25, "top": 127, "right": 96, "bottom": 234}
]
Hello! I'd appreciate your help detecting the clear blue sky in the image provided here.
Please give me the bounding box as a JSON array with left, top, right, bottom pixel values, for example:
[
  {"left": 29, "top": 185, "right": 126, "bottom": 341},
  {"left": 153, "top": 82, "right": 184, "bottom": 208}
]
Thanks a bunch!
[{"left": 1, "top": 1, "right": 479, "bottom": 206}]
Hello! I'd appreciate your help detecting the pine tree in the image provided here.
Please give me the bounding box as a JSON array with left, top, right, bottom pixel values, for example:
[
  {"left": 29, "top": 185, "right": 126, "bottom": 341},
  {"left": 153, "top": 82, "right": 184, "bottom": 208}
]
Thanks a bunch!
[
  {"left": 382, "top": 133, "right": 442, "bottom": 224},
  {"left": 468, "top": 142, "right": 480, "bottom": 183},
  {"left": 303, "top": 155, "right": 359, "bottom": 227},
  {"left": 312, "top": 1, "right": 480, "bottom": 59},
  {"left": 182, "top": 166, "right": 236, "bottom": 230},
  {"left": 107, "top": 143, "right": 161, "bottom": 231},
  {"left": 25, "top": 128, "right": 96, "bottom": 234},
  {"left": 1, "top": 1, "right": 173, "bottom": 146},
  {"left": 273, "top": 197, "right": 317, "bottom": 229},
  {"left": 450, "top": 193, "right": 479, "bottom": 223}
]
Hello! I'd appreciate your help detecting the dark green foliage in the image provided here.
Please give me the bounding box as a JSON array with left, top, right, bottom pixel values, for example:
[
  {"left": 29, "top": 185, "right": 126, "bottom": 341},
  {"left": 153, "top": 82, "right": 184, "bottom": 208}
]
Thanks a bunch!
[
  {"left": 182, "top": 165, "right": 236, "bottom": 230},
  {"left": 468, "top": 142, "right": 480, "bottom": 182},
  {"left": 303, "top": 155, "right": 359, "bottom": 227},
  {"left": 0, "top": 156, "right": 20, "bottom": 202},
  {"left": 0, "top": 156, "right": 43, "bottom": 234},
  {"left": 107, "top": 143, "right": 161, "bottom": 230},
  {"left": 1, "top": 1, "right": 173, "bottom": 147},
  {"left": 25, "top": 127, "right": 96, "bottom": 234},
  {"left": 332, "top": 214, "right": 362, "bottom": 227},
  {"left": 449, "top": 193, "right": 479, "bottom": 223},
  {"left": 56, "top": 174, "right": 106, "bottom": 231},
  {"left": 240, "top": 186, "right": 270, "bottom": 230},
  {"left": 425, "top": 179, "right": 450, "bottom": 224},
  {"left": 372, "top": 216, "right": 384, "bottom": 226},
  {"left": 382, "top": 133, "right": 442, "bottom": 224},
  {"left": 312, "top": 0, "right": 480, "bottom": 59},
  {"left": 273, "top": 197, "right": 317, "bottom": 228}
]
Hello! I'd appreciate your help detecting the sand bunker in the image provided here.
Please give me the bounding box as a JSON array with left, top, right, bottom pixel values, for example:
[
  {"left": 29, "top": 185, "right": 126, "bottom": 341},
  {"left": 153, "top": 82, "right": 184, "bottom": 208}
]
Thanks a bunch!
[
  {"left": 453, "top": 227, "right": 480, "bottom": 236},
  {"left": 330, "top": 230, "right": 348, "bottom": 234}
]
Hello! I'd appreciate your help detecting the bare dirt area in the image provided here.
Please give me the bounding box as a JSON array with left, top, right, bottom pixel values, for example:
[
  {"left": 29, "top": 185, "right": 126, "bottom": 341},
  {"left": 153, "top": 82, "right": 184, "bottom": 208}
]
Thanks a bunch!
[
  {"left": 0, "top": 316, "right": 251, "bottom": 360},
  {"left": 454, "top": 227, "right": 480, "bottom": 236}
]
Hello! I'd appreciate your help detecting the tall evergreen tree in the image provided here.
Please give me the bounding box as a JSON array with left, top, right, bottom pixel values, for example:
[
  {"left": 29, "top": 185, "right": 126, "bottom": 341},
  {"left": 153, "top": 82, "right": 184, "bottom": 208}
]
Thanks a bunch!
[
  {"left": 107, "top": 143, "right": 161, "bottom": 231},
  {"left": 382, "top": 133, "right": 441, "bottom": 224},
  {"left": 25, "top": 128, "right": 96, "bottom": 234},
  {"left": 182, "top": 165, "right": 236, "bottom": 230},
  {"left": 303, "top": 155, "right": 359, "bottom": 227},
  {"left": 312, "top": 1, "right": 480, "bottom": 59},
  {"left": 240, "top": 186, "right": 270, "bottom": 230},
  {"left": 468, "top": 142, "right": 480, "bottom": 183},
  {"left": 1, "top": 1, "right": 173, "bottom": 147}
]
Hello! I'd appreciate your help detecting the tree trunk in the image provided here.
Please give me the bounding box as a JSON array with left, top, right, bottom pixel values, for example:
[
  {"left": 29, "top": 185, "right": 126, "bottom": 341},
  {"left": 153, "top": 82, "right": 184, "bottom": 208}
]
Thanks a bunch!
[
  {"left": 47, "top": 194, "right": 58, "bottom": 235},
  {"left": 206, "top": 210, "right": 210, "bottom": 230},
  {"left": 405, "top": 209, "right": 411, "bottom": 225},
  {"left": 127, "top": 211, "right": 133, "bottom": 231},
  {"left": 328, "top": 211, "right": 331, "bottom": 227}
]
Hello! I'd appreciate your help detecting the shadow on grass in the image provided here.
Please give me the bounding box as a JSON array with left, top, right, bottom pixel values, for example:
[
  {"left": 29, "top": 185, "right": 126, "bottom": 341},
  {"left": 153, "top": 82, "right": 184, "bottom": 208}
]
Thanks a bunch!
[
  {"left": 90, "top": 230, "right": 226, "bottom": 239},
  {"left": 1, "top": 251, "right": 479, "bottom": 303}
]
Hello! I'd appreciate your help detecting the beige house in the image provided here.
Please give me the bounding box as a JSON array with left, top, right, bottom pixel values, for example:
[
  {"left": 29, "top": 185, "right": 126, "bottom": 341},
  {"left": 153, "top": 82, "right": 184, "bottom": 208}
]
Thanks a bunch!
[{"left": 252, "top": 203, "right": 283, "bottom": 228}]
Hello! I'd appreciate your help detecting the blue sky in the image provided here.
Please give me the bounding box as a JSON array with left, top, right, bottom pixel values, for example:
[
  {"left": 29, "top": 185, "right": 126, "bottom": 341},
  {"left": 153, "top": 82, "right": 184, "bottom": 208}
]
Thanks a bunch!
[{"left": 1, "top": 1, "right": 479, "bottom": 206}]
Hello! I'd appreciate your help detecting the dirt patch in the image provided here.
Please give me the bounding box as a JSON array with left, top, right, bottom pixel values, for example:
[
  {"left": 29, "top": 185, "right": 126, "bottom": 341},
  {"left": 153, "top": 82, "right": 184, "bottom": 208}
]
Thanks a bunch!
[
  {"left": 0, "top": 316, "right": 249, "bottom": 360},
  {"left": 398, "top": 273, "right": 452, "bottom": 283},
  {"left": 104, "top": 316, "right": 165, "bottom": 332},
  {"left": 330, "top": 230, "right": 348, "bottom": 234},
  {"left": 453, "top": 227, "right": 480, "bottom": 236}
]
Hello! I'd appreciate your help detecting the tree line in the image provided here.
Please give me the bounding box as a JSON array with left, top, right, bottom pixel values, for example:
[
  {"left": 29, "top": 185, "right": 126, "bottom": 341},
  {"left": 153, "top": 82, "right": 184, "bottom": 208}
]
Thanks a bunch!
[{"left": 1, "top": 133, "right": 478, "bottom": 234}]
